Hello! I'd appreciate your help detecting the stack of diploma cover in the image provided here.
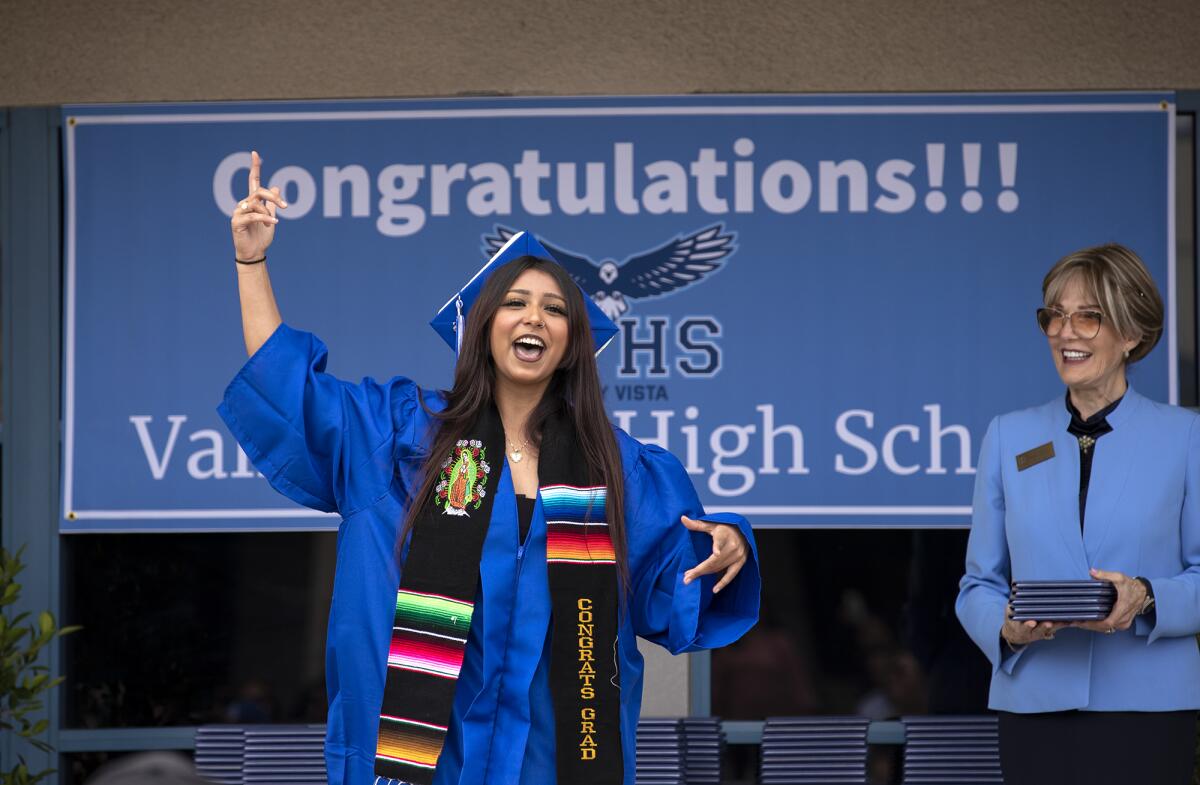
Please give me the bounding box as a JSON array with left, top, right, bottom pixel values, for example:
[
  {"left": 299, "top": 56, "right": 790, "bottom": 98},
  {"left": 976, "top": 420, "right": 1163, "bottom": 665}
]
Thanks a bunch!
[
  {"left": 758, "top": 716, "right": 870, "bottom": 784},
  {"left": 680, "top": 717, "right": 725, "bottom": 784},
  {"left": 1009, "top": 579, "right": 1116, "bottom": 621},
  {"left": 241, "top": 726, "right": 327, "bottom": 783},
  {"left": 901, "top": 715, "right": 1001, "bottom": 784},
  {"left": 634, "top": 718, "right": 686, "bottom": 785},
  {"left": 194, "top": 725, "right": 328, "bottom": 785},
  {"left": 194, "top": 727, "right": 246, "bottom": 785}
]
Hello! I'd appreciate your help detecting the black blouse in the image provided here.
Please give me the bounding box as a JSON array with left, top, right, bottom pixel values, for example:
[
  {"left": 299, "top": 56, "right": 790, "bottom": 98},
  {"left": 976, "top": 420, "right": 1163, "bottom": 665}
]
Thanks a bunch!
[
  {"left": 1065, "top": 393, "right": 1124, "bottom": 530},
  {"left": 517, "top": 494, "right": 536, "bottom": 546}
]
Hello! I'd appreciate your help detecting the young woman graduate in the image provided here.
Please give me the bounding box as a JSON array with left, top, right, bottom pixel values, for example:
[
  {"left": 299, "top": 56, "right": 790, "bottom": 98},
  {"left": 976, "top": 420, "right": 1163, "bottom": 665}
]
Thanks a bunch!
[{"left": 219, "top": 152, "right": 760, "bottom": 785}]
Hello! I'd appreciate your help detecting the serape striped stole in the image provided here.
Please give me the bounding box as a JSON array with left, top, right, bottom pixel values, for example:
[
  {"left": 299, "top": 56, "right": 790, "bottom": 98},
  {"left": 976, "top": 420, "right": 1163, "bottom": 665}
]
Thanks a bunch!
[
  {"left": 376, "top": 590, "right": 472, "bottom": 772},
  {"left": 543, "top": 484, "right": 617, "bottom": 566}
]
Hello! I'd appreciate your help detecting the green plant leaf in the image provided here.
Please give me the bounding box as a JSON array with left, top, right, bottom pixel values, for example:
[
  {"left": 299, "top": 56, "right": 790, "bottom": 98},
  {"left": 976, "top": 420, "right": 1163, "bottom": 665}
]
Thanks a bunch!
[
  {"left": 5, "top": 626, "right": 30, "bottom": 647},
  {"left": 0, "top": 544, "right": 66, "bottom": 778}
]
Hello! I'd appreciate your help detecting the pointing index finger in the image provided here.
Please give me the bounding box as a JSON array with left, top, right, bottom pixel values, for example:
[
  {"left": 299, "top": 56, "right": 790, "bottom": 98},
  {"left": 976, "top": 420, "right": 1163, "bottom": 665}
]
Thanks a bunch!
[
  {"left": 249, "top": 150, "right": 261, "bottom": 195},
  {"left": 681, "top": 515, "right": 715, "bottom": 532}
]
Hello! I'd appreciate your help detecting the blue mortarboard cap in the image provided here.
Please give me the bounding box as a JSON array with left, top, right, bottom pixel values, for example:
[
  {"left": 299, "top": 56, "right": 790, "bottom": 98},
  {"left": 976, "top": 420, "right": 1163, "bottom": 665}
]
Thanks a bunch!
[{"left": 431, "top": 230, "right": 618, "bottom": 355}]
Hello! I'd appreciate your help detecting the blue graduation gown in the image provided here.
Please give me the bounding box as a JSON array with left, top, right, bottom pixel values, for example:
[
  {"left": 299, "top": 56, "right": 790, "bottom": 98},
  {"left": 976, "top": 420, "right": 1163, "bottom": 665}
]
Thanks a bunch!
[{"left": 218, "top": 324, "right": 761, "bottom": 785}]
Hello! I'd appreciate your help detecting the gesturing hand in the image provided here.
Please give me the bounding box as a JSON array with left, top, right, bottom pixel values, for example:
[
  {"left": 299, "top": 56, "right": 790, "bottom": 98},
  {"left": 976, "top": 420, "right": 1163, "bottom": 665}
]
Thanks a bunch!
[
  {"left": 230, "top": 150, "right": 287, "bottom": 262},
  {"left": 681, "top": 516, "right": 748, "bottom": 594}
]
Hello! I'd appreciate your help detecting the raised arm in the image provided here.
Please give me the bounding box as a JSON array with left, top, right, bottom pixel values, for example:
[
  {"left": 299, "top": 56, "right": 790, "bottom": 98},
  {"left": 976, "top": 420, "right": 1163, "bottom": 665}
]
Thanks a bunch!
[{"left": 229, "top": 150, "right": 288, "bottom": 356}]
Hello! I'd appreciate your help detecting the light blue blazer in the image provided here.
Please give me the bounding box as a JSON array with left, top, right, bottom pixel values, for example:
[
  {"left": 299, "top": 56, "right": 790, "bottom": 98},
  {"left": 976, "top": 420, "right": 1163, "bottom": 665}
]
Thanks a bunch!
[{"left": 956, "top": 387, "right": 1200, "bottom": 712}]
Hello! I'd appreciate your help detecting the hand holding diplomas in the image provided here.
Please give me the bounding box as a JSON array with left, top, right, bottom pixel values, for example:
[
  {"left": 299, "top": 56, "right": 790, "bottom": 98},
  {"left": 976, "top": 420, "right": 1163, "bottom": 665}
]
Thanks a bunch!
[
  {"left": 1072, "top": 567, "right": 1150, "bottom": 634},
  {"left": 1002, "top": 610, "right": 1070, "bottom": 646}
]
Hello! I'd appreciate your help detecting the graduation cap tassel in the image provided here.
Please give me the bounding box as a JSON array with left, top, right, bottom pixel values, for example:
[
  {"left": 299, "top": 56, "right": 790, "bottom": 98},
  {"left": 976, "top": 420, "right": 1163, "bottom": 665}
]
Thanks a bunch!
[{"left": 454, "top": 295, "right": 465, "bottom": 356}]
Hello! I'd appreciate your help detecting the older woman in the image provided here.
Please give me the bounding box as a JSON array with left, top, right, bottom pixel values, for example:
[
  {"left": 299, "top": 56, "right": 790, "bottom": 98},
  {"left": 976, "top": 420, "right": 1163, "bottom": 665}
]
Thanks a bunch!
[{"left": 956, "top": 244, "right": 1199, "bottom": 784}]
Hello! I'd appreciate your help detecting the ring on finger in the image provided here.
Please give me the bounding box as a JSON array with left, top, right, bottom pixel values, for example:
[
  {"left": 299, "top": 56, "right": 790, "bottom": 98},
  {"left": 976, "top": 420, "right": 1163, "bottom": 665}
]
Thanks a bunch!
[{"left": 240, "top": 201, "right": 251, "bottom": 212}]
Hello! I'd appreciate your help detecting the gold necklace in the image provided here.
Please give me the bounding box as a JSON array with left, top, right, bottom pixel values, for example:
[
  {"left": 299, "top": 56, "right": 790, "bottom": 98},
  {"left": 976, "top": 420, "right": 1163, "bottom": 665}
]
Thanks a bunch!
[{"left": 506, "top": 434, "right": 530, "bottom": 463}]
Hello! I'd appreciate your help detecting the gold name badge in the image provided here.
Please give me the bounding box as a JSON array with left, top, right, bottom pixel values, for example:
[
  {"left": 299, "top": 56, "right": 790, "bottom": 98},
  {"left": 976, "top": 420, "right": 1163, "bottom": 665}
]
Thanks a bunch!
[{"left": 1016, "top": 441, "right": 1055, "bottom": 471}]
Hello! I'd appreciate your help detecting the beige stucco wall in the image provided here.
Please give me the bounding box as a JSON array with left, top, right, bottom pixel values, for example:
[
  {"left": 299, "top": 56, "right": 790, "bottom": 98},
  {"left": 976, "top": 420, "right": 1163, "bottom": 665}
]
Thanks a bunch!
[{"left": 2, "top": 0, "right": 1200, "bottom": 106}]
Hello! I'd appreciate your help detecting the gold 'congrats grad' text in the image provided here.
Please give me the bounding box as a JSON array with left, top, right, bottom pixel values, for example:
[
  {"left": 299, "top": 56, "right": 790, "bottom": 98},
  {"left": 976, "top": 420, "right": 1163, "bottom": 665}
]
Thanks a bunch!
[{"left": 577, "top": 597, "right": 598, "bottom": 760}]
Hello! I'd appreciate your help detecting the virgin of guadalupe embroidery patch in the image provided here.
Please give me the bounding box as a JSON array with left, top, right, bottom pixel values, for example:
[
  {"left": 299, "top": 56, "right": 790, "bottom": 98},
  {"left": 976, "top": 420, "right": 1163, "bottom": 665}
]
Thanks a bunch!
[{"left": 436, "top": 439, "right": 490, "bottom": 517}]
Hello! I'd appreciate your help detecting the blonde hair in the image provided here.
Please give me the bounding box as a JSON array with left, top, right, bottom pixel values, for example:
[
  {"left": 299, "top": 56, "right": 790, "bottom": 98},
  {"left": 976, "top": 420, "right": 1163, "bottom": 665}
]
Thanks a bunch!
[{"left": 1042, "top": 243, "right": 1164, "bottom": 364}]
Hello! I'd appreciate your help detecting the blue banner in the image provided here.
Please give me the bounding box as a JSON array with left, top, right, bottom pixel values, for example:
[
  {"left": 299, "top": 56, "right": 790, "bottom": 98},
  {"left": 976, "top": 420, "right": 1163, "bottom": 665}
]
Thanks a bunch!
[{"left": 62, "top": 93, "right": 1176, "bottom": 531}]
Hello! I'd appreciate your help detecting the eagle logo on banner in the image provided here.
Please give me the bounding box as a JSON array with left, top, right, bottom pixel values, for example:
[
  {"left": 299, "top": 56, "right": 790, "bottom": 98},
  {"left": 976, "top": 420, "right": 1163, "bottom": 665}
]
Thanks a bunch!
[{"left": 483, "top": 225, "right": 737, "bottom": 319}]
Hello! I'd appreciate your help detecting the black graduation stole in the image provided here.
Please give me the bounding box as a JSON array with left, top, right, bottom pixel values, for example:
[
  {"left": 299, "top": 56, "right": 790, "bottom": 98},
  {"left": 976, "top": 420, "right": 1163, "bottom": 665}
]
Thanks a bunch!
[{"left": 374, "top": 404, "right": 623, "bottom": 785}]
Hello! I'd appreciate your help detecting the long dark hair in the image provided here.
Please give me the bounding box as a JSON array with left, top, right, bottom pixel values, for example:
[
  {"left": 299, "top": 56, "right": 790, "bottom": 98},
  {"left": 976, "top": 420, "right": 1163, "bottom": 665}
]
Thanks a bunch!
[{"left": 400, "top": 255, "right": 628, "bottom": 589}]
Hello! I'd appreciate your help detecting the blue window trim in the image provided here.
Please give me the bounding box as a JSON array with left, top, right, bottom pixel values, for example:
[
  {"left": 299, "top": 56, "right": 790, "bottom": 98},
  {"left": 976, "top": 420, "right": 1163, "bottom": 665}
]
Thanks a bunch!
[
  {"left": 1, "top": 107, "right": 63, "bottom": 783},
  {"left": 1178, "top": 91, "right": 1200, "bottom": 407}
]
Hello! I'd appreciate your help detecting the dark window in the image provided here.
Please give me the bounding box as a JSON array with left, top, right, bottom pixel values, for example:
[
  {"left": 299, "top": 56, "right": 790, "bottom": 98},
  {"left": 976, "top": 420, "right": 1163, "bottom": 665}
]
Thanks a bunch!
[
  {"left": 62, "top": 533, "right": 336, "bottom": 728},
  {"left": 712, "top": 529, "right": 991, "bottom": 721}
]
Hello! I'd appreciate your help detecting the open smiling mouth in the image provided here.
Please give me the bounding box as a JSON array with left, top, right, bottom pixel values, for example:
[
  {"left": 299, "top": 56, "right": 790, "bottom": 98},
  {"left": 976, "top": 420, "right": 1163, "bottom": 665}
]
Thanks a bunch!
[
  {"left": 1062, "top": 349, "right": 1092, "bottom": 364},
  {"left": 514, "top": 335, "right": 546, "bottom": 362}
]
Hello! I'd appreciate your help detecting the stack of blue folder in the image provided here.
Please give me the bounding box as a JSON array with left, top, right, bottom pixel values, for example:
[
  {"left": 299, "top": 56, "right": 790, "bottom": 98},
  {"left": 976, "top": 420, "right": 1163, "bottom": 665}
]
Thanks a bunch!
[
  {"left": 194, "top": 725, "right": 328, "bottom": 785},
  {"left": 194, "top": 726, "right": 246, "bottom": 785},
  {"left": 901, "top": 715, "right": 1002, "bottom": 784},
  {"left": 242, "top": 725, "right": 327, "bottom": 783},
  {"left": 758, "top": 716, "right": 870, "bottom": 784},
  {"left": 635, "top": 718, "right": 686, "bottom": 785},
  {"left": 1009, "top": 579, "right": 1115, "bottom": 621},
  {"left": 680, "top": 717, "right": 724, "bottom": 784}
]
